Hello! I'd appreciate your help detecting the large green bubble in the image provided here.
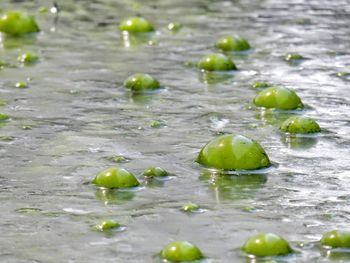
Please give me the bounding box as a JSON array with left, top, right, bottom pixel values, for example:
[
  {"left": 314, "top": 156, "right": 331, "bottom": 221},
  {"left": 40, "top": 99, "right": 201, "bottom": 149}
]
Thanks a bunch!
[
  {"left": 321, "top": 230, "right": 350, "bottom": 248},
  {"left": 280, "top": 116, "right": 321, "bottom": 134},
  {"left": 198, "top": 53, "right": 237, "bottom": 71},
  {"left": 92, "top": 167, "right": 140, "bottom": 189},
  {"left": 254, "top": 87, "right": 303, "bottom": 110},
  {"left": 160, "top": 241, "right": 203, "bottom": 262},
  {"left": 119, "top": 17, "right": 154, "bottom": 33},
  {"left": 123, "top": 73, "right": 160, "bottom": 92},
  {"left": 242, "top": 233, "right": 293, "bottom": 257},
  {"left": 215, "top": 35, "right": 250, "bottom": 51},
  {"left": 0, "top": 10, "right": 40, "bottom": 35},
  {"left": 197, "top": 134, "right": 271, "bottom": 170}
]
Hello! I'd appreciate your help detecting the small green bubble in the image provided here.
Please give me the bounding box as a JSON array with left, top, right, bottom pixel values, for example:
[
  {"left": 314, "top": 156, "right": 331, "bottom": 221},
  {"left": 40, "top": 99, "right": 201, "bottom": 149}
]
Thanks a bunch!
[
  {"left": 143, "top": 167, "right": 168, "bottom": 177},
  {"left": 252, "top": 82, "right": 271, "bottom": 89},
  {"left": 335, "top": 72, "right": 350, "bottom": 79},
  {"left": 285, "top": 53, "right": 304, "bottom": 62},
  {"left": 0, "top": 113, "right": 9, "bottom": 121},
  {"left": 242, "top": 206, "right": 256, "bottom": 212},
  {"left": 181, "top": 203, "right": 200, "bottom": 213},
  {"left": 15, "top": 207, "right": 42, "bottom": 214},
  {"left": 21, "top": 125, "right": 32, "bottom": 130},
  {"left": 148, "top": 39, "right": 159, "bottom": 46},
  {"left": 95, "top": 219, "right": 121, "bottom": 231},
  {"left": 18, "top": 52, "right": 39, "bottom": 64},
  {"left": 150, "top": 120, "right": 165, "bottom": 128},
  {"left": 167, "top": 22, "right": 182, "bottom": 32},
  {"left": 15, "top": 82, "right": 28, "bottom": 89},
  {"left": 0, "top": 136, "right": 14, "bottom": 141},
  {"left": 105, "top": 155, "right": 129, "bottom": 163}
]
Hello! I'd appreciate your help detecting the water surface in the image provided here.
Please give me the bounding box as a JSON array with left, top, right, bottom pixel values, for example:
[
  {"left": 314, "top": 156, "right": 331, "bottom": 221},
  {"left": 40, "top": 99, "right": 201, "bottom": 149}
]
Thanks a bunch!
[{"left": 0, "top": 0, "right": 350, "bottom": 262}]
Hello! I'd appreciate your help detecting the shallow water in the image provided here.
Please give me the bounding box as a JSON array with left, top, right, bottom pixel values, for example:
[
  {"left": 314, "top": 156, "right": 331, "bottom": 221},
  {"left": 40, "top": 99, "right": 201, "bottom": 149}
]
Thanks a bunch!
[{"left": 0, "top": 0, "right": 350, "bottom": 262}]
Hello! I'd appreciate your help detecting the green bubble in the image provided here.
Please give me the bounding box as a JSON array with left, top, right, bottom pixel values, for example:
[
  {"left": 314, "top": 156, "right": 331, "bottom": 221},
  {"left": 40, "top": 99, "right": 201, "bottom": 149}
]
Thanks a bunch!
[
  {"left": 15, "top": 81, "right": 28, "bottom": 89},
  {"left": 181, "top": 203, "right": 200, "bottom": 213},
  {"left": 242, "top": 233, "right": 293, "bottom": 257},
  {"left": 92, "top": 167, "right": 140, "bottom": 189},
  {"left": 197, "top": 134, "right": 271, "bottom": 170},
  {"left": 0, "top": 10, "right": 40, "bottom": 35},
  {"left": 18, "top": 52, "right": 39, "bottom": 64},
  {"left": 160, "top": 241, "right": 204, "bottom": 262},
  {"left": 336, "top": 72, "right": 350, "bottom": 78},
  {"left": 242, "top": 206, "right": 256, "bottom": 212},
  {"left": 253, "top": 86, "right": 303, "bottom": 110},
  {"left": 105, "top": 155, "right": 129, "bottom": 163},
  {"left": 198, "top": 53, "right": 237, "bottom": 71},
  {"left": 143, "top": 167, "right": 168, "bottom": 177},
  {"left": 285, "top": 53, "right": 304, "bottom": 62},
  {"left": 150, "top": 120, "right": 165, "bottom": 128},
  {"left": 119, "top": 17, "right": 154, "bottom": 33},
  {"left": 280, "top": 116, "right": 321, "bottom": 134},
  {"left": 0, "top": 113, "right": 9, "bottom": 121},
  {"left": 15, "top": 207, "right": 42, "bottom": 214},
  {"left": 321, "top": 230, "right": 350, "bottom": 248},
  {"left": 21, "top": 125, "right": 32, "bottom": 130},
  {"left": 0, "top": 136, "right": 14, "bottom": 141},
  {"left": 123, "top": 73, "right": 160, "bottom": 92},
  {"left": 168, "top": 22, "right": 182, "bottom": 32},
  {"left": 252, "top": 82, "right": 271, "bottom": 89},
  {"left": 0, "top": 60, "right": 17, "bottom": 69},
  {"left": 95, "top": 219, "right": 121, "bottom": 231},
  {"left": 215, "top": 35, "right": 251, "bottom": 52},
  {"left": 147, "top": 39, "right": 159, "bottom": 46}
]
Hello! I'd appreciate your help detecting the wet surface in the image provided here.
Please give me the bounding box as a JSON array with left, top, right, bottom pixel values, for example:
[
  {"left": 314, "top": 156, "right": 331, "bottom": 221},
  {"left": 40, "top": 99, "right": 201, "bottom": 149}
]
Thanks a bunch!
[{"left": 0, "top": 0, "right": 350, "bottom": 262}]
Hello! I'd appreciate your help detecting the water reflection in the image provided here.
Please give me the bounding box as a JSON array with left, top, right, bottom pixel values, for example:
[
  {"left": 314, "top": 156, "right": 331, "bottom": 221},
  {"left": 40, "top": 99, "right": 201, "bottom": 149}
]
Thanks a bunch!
[
  {"left": 95, "top": 188, "right": 135, "bottom": 205},
  {"left": 143, "top": 177, "right": 166, "bottom": 188},
  {"left": 0, "top": 34, "right": 37, "bottom": 49},
  {"left": 121, "top": 32, "right": 154, "bottom": 48},
  {"left": 320, "top": 248, "right": 350, "bottom": 261},
  {"left": 197, "top": 112, "right": 229, "bottom": 130},
  {"left": 199, "top": 170, "right": 267, "bottom": 202},
  {"left": 199, "top": 71, "right": 233, "bottom": 85},
  {"left": 255, "top": 111, "right": 296, "bottom": 127},
  {"left": 129, "top": 93, "right": 155, "bottom": 104},
  {"left": 281, "top": 135, "right": 318, "bottom": 150}
]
